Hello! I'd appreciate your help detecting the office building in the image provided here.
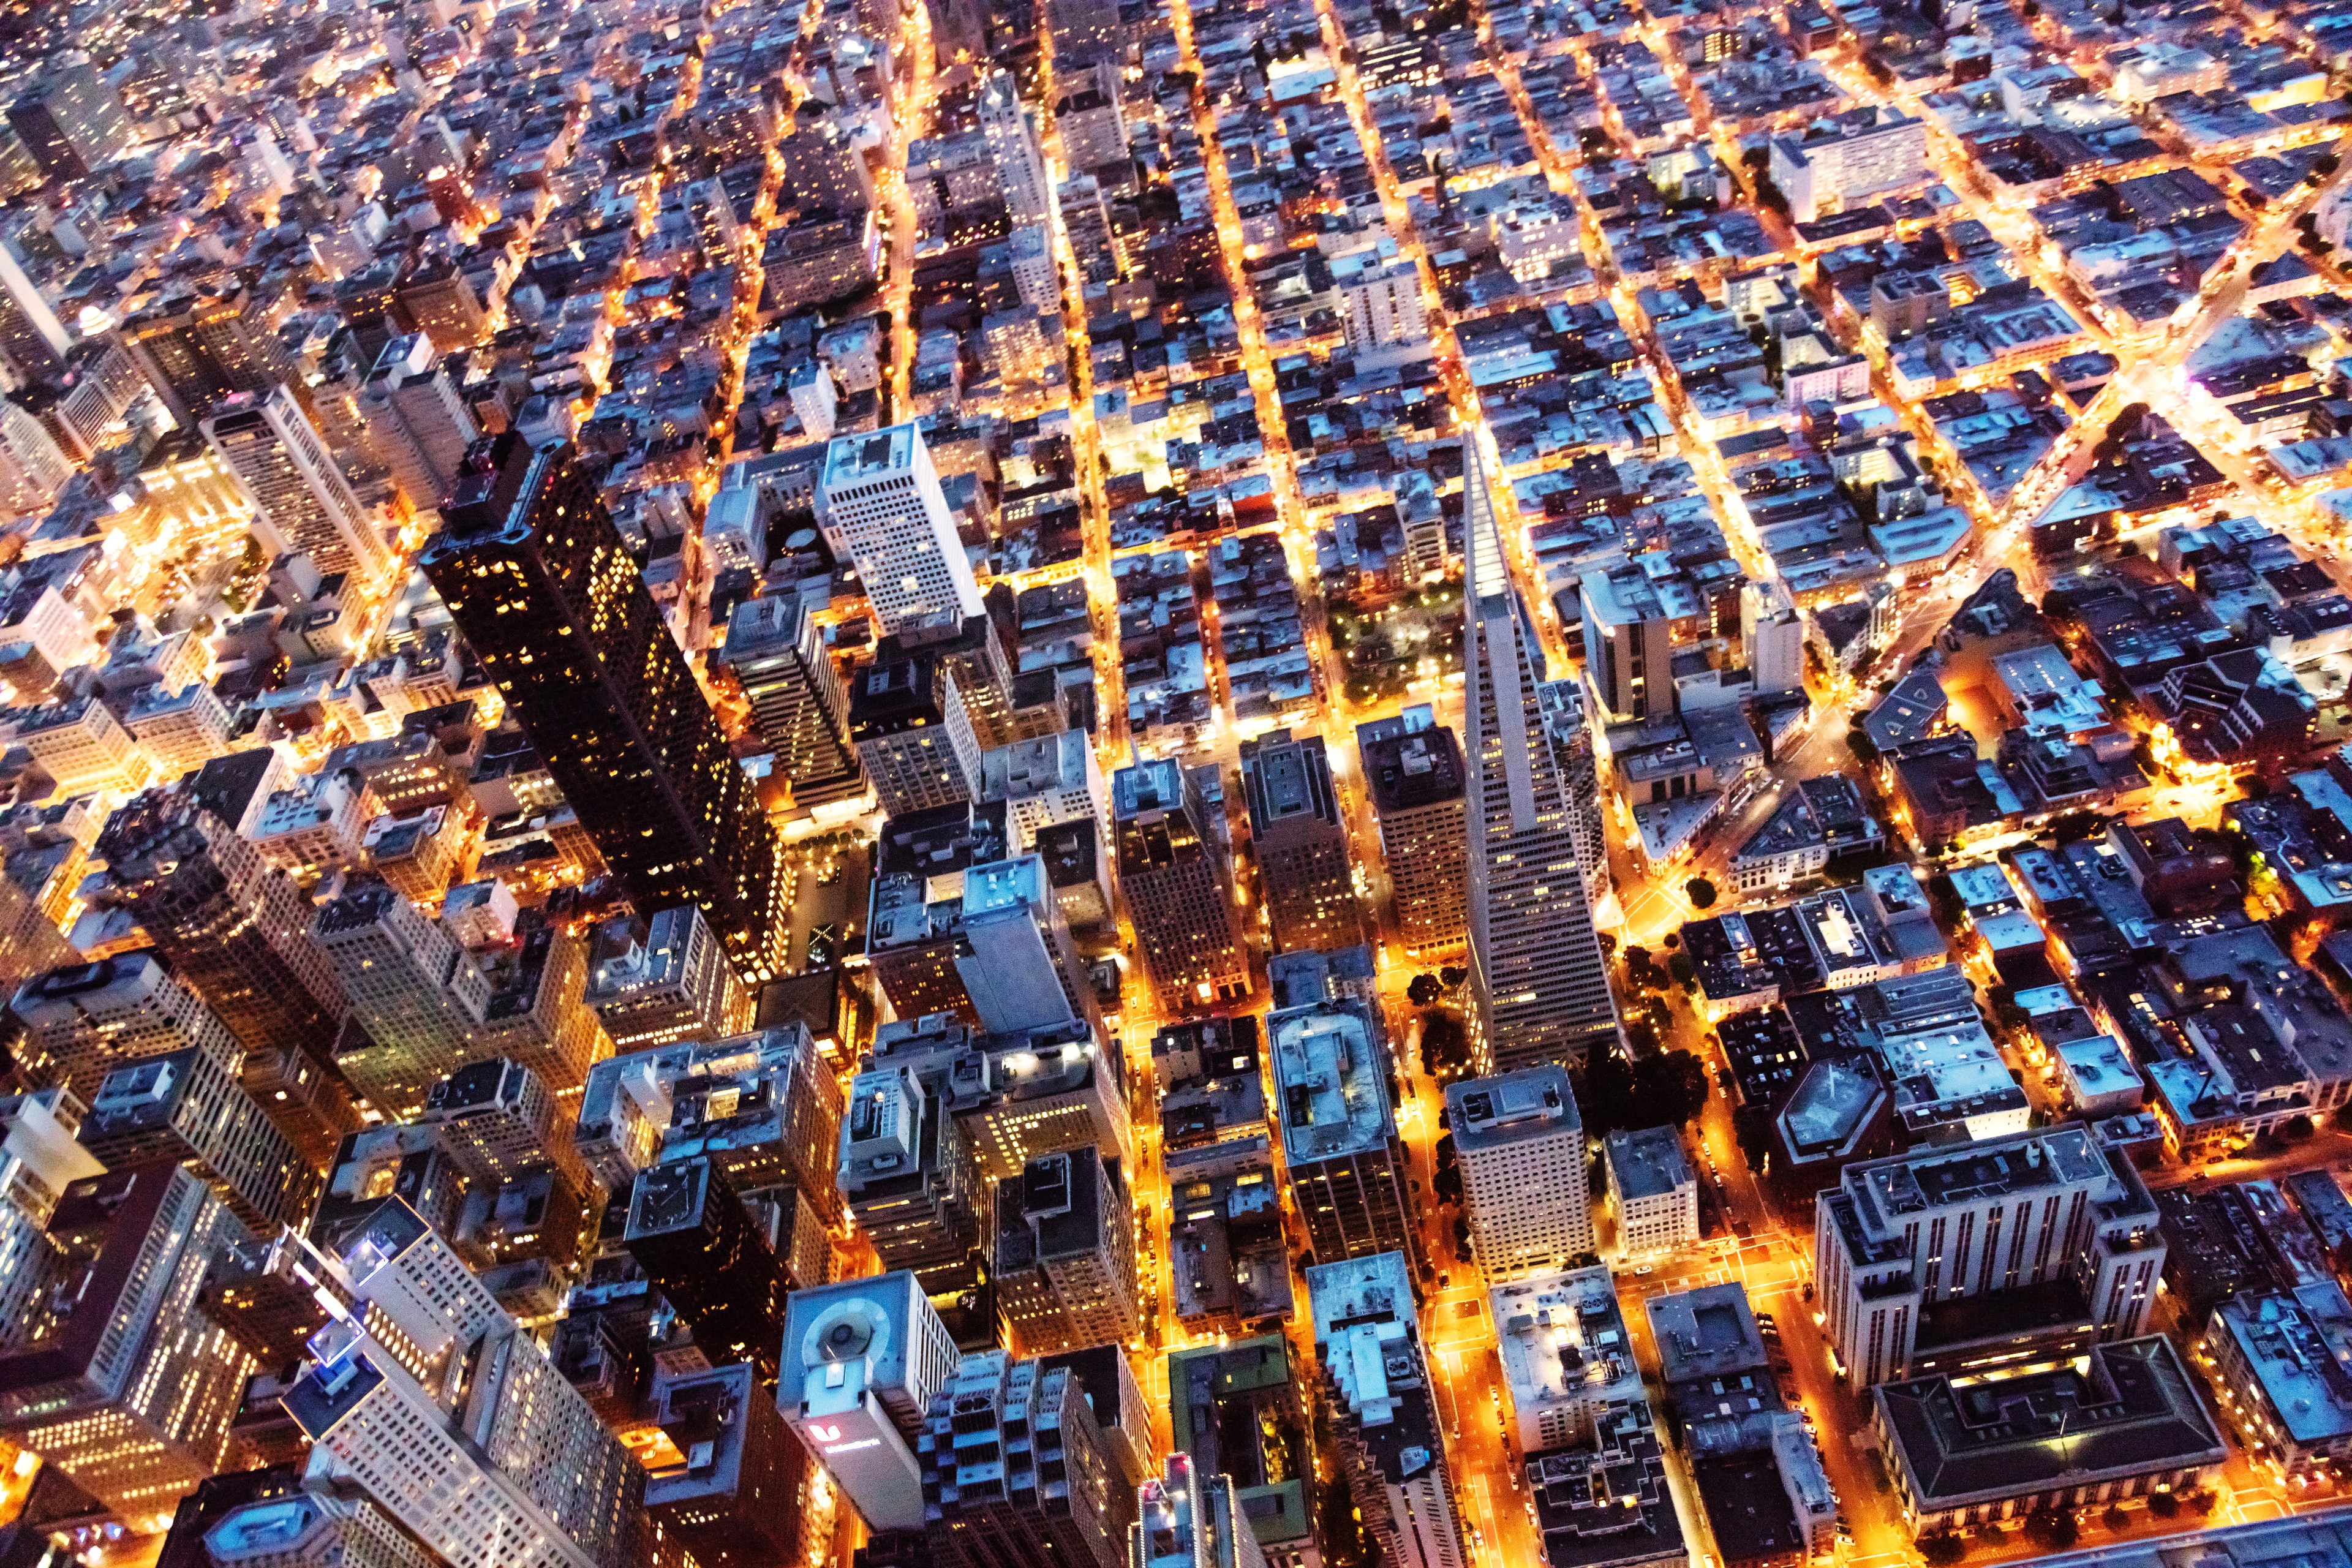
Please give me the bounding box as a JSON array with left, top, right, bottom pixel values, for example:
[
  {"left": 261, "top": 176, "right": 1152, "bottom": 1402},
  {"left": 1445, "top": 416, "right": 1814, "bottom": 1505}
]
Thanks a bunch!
[
  {"left": 644, "top": 1362, "right": 812, "bottom": 1568},
  {"left": 360, "top": 332, "right": 479, "bottom": 516},
  {"left": 1167, "top": 1339, "right": 1317, "bottom": 1568},
  {"left": 1604, "top": 1126, "right": 1698, "bottom": 1260},
  {"left": 10, "top": 951, "right": 245, "bottom": 1104},
  {"left": 1535, "top": 680, "right": 1611, "bottom": 916},
  {"left": 778, "top": 116, "right": 875, "bottom": 214},
  {"left": 1115, "top": 758, "right": 1248, "bottom": 1011},
  {"left": 584, "top": 905, "right": 757, "bottom": 1053},
  {"left": 0, "top": 1163, "right": 257, "bottom": 1526},
  {"left": 864, "top": 1011, "right": 1131, "bottom": 1178},
  {"left": 6, "top": 56, "right": 130, "bottom": 180},
  {"left": 835, "top": 1063, "right": 992, "bottom": 1292},
  {"left": 1448, "top": 1066, "right": 1592, "bottom": 1280},
  {"left": 1463, "top": 447, "right": 1619, "bottom": 1073},
  {"left": 782, "top": 1272, "right": 960, "bottom": 1532},
  {"left": 91, "top": 790, "right": 350, "bottom": 1069},
  {"left": 850, "top": 655, "right": 982, "bottom": 817},
  {"left": 0, "top": 1086, "right": 99, "bottom": 1226},
  {"left": 423, "top": 434, "right": 786, "bottom": 986},
  {"left": 1768, "top": 110, "right": 1927, "bottom": 224},
  {"left": 868, "top": 802, "right": 1090, "bottom": 1032},
  {"left": 1132, "top": 1453, "right": 1271, "bottom": 1568},
  {"left": 123, "top": 680, "right": 236, "bottom": 775},
  {"left": 396, "top": 257, "right": 491, "bottom": 350},
  {"left": 312, "top": 880, "right": 487, "bottom": 1118},
  {"left": 417, "top": 1055, "right": 586, "bottom": 1191},
  {"left": 1579, "top": 568, "right": 1678, "bottom": 725},
  {"left": 80, "top": 1047, "right": 313, "bottom": 1229},
  {"left": 1741, "top": 578, "right": 1806, "bottom": 696},
  {"left": 1330, "top": 243, "right": 1429, "bottom": 353},
  {"left": 203, "top": 385, "right": 391, "bottom": 580},
  {"left": 993, "top": 1145, "right": 1139, "bottom": 1355},
  {"left": 981, "top": 729, "right": 1109, "bottom": 852},
  {"left": 1045, "top": 0, "right": 1123, "bottom": 63},
  {"left": 1874, "top": 1336, "right": 2223, "bottom": 1536},
  {"left": 0, "top": 399, "right": 70, "bottom": 515},
  {"left": 281, "top": 1199, "right": 645, "bottom": 1568},
  {"left": 1815, "top": 1125, "right": 2166, "bottom": 1388},
  {"left": 203, "top": 1493, "right": 438, "bottom": 1568},
  {"left": 625, "top": 1157, "right": 788, "bottom": 1378},
  {"left": 723, "top": 594, "right": 865, "bottom": 809},
  {"left": 1270, "top": 998, "right": 1410, "bottom": 1264},
  {"left": 573, "top": 1025, "right": 845, "bottom": 1213},
  {"left": 1357, "top": 709, "right": 1468, "bottom": 953},
  {"left": 817, "top": 423, "right": 982, "bottom": 638},
  {"left": 0, "top": 246, "right": 66, "bottom": 385},
  {"left": 914, "top": 1351, "right": 1134, "bottom": 1568},
  {"left": 119, "top": 284, "right": 298, "bottom": 426},
  {"left": 1305, "top": 1253, "right": 1464, "bottom": 1568},
  {"left": 979, "top": 74, "right": 1055, "bottom": 228},
  {"left": 1240, "top": 729, "right": 1361, "bottom": 954}
]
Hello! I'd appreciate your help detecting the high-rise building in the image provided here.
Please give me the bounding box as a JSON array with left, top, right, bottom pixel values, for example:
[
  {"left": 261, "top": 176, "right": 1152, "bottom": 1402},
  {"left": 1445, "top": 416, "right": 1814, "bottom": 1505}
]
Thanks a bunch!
[
  {"left": 1269, "top": 998, "right": 1411, "bottom": 1265},
  {"left": 625, "top": 1157, "right": 788, "bottom": 1378},
  {"left": 0, "top": 399, "right": 72, "bottom": 514},
  {"left": 850, "top": 654, "right": 982, "bottom": 816},
  {"left": 394, "top": 257, "right": 491, "bottom": 351},
  {"left": 360, "top": 332, "right": 479, "bottom": 516},
  {"left": 1814, "top": 1123, "right": 2165, "bottom": 1388},
  {"left": 10, "top": 951, "right": 245, "bottom": 1104},
  {"left": 1131, "top": 1453, "right": 1270, "bottom": 1568},
  {"left": 1577, "top": 565, "right": 1677, "bottom": 724},
  {"left": 1166, "top": 1340, "right": 1319, "bottom": 1568},
  {"left": 959, "top": 854, "right": 1094, "bottom": 1033},
  {"left": 119, "top": 284, "right": 298, "bottom": 426},
  {"left": 978, "top": 74, "right": 1055, "bottom": 230},
  {"left": 1446, "top": 1066, "right": 1592, "bottom": 1281},
  {"left": 1534, "top": 680, "right": 1610, "bottom": 914},
  {"left": 1044, "top": 0, "right": 1123, "bottom": 63},
  {"left": 644, "top": 1362, "right": 811, "bottom": 1568},
  {"left": 914, "top": 1351, "right": 1134, "bottom": 1568},
  {"left": 203, "top": 1492, "right": 439, "bottom": 1568},
  {"left": 1741, "top": 577, "right": 1806, "bottom": 696},
  {"left": 80, "top": 1046, "right": 315, "bottom": 1228},
  {"left": 202, "top": 385, "right": 391, "bottom": 580},
  {"left": 1330, "top": 241, "right": 1429, "bottom": 353},
  {"left": 1357, "top": 709, "right": 1468, "bottom": 954},
  {"left": 1240, "top": 728, "right": 1361, "bottom": 954},
  {"left": 312, "top": 879, "right": 488, "bottom": 1118},
  {"left": 865, "top": 1011, "right": 1131, "bottom": 1179},
  {"left": 6, "top": 56, "right": 131, "bottom": 181},
  {"left": 777, "top": 116, "right": 875, "bottom": 216},
  {"left": 91, "top": 791, "right": 351, "bottom": 1070},
  {"left": 1114, "top": 758, "right": 1247, "bottom": 1012},
  {"left": 280, "top": 1199, "right": 647, "bottom": 1568},
  {"left": 1041, "top": 1344, "right": 1158, "bottom": 1492},
  {"left": 0, "top": 245, "right": 69, "bottom": 385},
  {"left": 1305, "top": 1253, "right": 1464, "bottom": 1568},
  {"left": 584, "top": 905, "right": 758, "bottom": 1053},
  {"left": 817, "top": 424, "right": 983, "bottom": 638},
  {"left": 780, "top": 1271, "right": 961, "bottom": 1532},
  {"left": 0, "top": 1163, "right": 258, "bottom": 1526},
  {"left": 573, "top": 1026, "right": 845, "bottom": 1213},
  {"left": 0, "top": 1085, "right": 101, "bottom": 1226},
  {"left": 722, "top": 594, "right": 865, "bottom": 809},
  {"left": 993, "top": 1145, "right": 1139, "bottom": 1355},
  {"left": 1463, "top": 447, "right": 1619, "bottom": 1074},
  {"left": 423, "top": 434, "right": 785, "bottom": 986},
  {"left": 417, "top": 1055, "right": 588, "bottom": 1192},
  {"left": 981, "top": 728, "right": 1109, "bottom": 852},
  {"left": 836, "top": 1063, "right": 991, "bottom": 1293}
]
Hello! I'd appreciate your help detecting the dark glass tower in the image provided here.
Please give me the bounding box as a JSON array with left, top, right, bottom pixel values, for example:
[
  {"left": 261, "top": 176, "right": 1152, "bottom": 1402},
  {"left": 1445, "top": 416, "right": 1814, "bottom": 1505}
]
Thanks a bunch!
[
  {"left": 623, "top": 1158, "right": 786, "bottom": 1379},
  {"left": 423, "top": 434, "right": 785, "bottom": 984}
]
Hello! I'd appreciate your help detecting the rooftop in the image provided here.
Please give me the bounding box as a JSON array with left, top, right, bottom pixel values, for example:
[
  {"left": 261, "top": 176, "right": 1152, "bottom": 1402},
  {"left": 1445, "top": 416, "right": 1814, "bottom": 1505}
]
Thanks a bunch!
[{"left": 1269, "top": 1003, "right": 1393, "bottom": 1164}]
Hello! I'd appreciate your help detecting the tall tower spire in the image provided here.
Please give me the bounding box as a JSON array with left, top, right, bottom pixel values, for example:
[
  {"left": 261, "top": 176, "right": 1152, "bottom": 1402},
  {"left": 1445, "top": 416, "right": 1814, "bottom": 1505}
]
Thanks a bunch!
[{"left": 1461, "top": 442, "right": 1620, "bottom": 1074}]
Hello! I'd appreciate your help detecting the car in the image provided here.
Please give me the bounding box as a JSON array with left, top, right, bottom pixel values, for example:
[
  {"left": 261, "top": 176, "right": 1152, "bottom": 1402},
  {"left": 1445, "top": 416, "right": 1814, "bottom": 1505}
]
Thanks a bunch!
[
  {"left": 1438, "top": 1273, "right": 1450, "bottom": 1289},
  {"left": 1635, "top": 1264, "right": 1654, "bottom": 1276}
]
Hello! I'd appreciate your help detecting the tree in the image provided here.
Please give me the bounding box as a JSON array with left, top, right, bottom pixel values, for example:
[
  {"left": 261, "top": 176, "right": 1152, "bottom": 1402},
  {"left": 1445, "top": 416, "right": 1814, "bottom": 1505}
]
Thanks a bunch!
[
  {"left": 2147, "top": 1491, "right": 2181, "bottom": 1520},
  {"left": 2105, "top": 1504, "right": 2130, "bottom": 1533},
  {"left": 2187, "top": 1488, "right": 2220, "bottom": 1517},
  {"left": 2024, "top": 1509, "right": 2080, "bottom": 1550},
  {"left": 1686, "top": 876, "right": 1719, "bottom": 910},
  {"left": 1919, "top": 1534, "right": 1967, "bottom": 1567},
  {"left": 1734, "top": 1104, "right": 1774, "bottom": 1175},
  {"left": 1408, "top": 973, "right": 1443, "bottom": 1007},
  {"left": 1846, "top": 725, "right": 1881, "bottom": 766},
  {"left": 2283, "top": 1113, "right": 2317, "bottom": 1142},
  {"left": 1422, "top": 1011, "right": 1472, "bottom": 1078},
  {"left": 1668, "top": 951, "right": 1698, "bottom": 989},
  {"left": 1439, "top": 965, "right": 1468, "bottom": 989}
]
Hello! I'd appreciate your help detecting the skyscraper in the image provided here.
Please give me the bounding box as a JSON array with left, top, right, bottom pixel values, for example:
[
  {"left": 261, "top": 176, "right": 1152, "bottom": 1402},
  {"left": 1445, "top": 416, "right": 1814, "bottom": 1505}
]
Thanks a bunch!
[
  {"left": 915, "top": 1351, "right": 1134, "bottom": 1568},
  {"left": 817, "top": 423, "right": 982, "bottom": 638},
  {"left": 723, "top": 594, "right": 865, "bottom": 809},
  {"left": 993, "top": 1145, "right": 1139, "bottom": 1355},
  {"left": 0, "top": 1163, "right": 258, "bottom": 1526},
  {"left": 644, "top": 1362, "right": 812, "bottom": 1568},
  {"left": 1131, "top": 1454, "right": 1270, "bottom": 1568},
  {"left": 80, "top": 1046, "right": 315, "bottom": 1228},
  {"left": 584, "top": 904, "right": 758, "bottom": 1054},
  {"left": 1445, "top": 1065, "right": 1592, "bottom": 1281},
  {"left": 91, "top": 791, "right": 352, "bottom": 1071},
  {"left": 423, "top": 434, "right": 785, "bottom": 985},
  {"left": 6, "top": 56, "right": 131, "bottom": 181},
  {"left": 281, "top": 1199, "right": 647, "bottom": 1568},
  {"left": 119, "top": 283, "right": 299, "bottom": 426},
  {"left": 850, "top": 653, "right": 982, "bottom": 816},
  {"left": 1356, "top": 709, "right": 1468, "bottom": 954},
  {"left": 837, "top": 1063, "right": 991, "bottom": 1292},
  {"left": 1268, "top": 997, "right": 1411, "bottom": 1264},
  {"left": 0, "top": 242, "right": 69, "bottom": 385},
  {"left": 203, "top": 385, "right": 391, "bottom": 580},
  {"left": 1305, "top": 1253, "right": 1464, "bottom": 1568},
  {"left": 1113, "top": 758, "right": 1248, "bottom": 1012},
  {"left": 1536, "top": 680, "right": 1610, "bottom": 914},
  {"left": 360, "top": 331, "right": 479, "bottom": 516},
  {"left": 1239, "top": 728, "right": 1361, "bottom": 954},
  {"left": 978, "top": 74, "right": 1056, "bottom": 230},
  {"left": 625, "top": 1157, "right": 788, "bottom": 1379},
  {"left": 10, "top": 951, "right": 245, "bottom": 1104},
  {"left": 311, "top": 878, "right": 488, "bottom": 1118},
  {"left": 203, "top": 1493, "right": 439, "bottom": 1568},
  {"left": 1462, "top": 447, "right": 1619, "bottom": 1074},
  {"left": 418, "top": 1055, "right": 590, "bottom": 1193},
  {"left": 780, "top": 1272, "right": 961, "bottom": 1532}
]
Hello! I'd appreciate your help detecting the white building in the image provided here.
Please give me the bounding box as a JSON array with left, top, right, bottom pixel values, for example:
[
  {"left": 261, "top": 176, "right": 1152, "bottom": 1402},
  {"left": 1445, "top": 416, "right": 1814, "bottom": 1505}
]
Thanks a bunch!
[
  {"left": 1604, "top": 1125, "right": 1697, "bottom": 1259},
  {"left": 816, "top": 422, "right": 982, "bottom": 638},
  {"left": 1768, "top": 111, "right": 1927, "bottom": 224},
  {"left": 10, "top": 951, "right": 246, "bottom": 1104},
  {"left": 1491, "top": 1265, "right": 1643, "bottom": 1454},
  {"left": 1330, "top": 241, "right": 1428, "bottom": 353},
  {"left": 1742, "top": 578, "right": 1806, "bottom": 696},
  {"left": 1447, "top": 1065, "right": 1592, "bottom": 1281},
  {"left": 123, "top": 680, "right": 236, "bottom": 775},
  {"left": 779, "top": 1270, "right": 960, "bottom": 1532},
  {"left": 203, "top": 385, "right": 391, "bottom": 581},
  {"left": 979, "top": 72, "right": 1055, "bottom": 230},
  {"left": 980, "top": 727, "right": 1109, "bottom": 851}
]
